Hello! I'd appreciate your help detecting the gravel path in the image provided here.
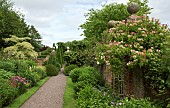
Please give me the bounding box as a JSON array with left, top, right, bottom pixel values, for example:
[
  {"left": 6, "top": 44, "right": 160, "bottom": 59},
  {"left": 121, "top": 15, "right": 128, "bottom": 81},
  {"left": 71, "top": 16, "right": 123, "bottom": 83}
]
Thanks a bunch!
[{"left": 20, "top": 68, "right": 67, "bottom": 108}]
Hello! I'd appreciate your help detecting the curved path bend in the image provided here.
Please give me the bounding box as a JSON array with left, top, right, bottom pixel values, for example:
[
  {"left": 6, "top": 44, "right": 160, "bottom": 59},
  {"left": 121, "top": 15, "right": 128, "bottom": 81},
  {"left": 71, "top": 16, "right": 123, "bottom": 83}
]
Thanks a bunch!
[{"left": 20, "top": 68, "right": 67, "bottom": 108}]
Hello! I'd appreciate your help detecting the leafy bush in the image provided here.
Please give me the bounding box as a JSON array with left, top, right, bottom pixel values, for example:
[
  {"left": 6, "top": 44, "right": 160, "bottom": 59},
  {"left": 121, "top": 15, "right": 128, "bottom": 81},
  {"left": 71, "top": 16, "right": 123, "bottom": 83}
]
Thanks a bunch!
[
  {"left": 64, "top": 64, "right": 78, "bottom": 76},
  {"left": 32, "top": 66, "right": 47, "bottom": 79},
  {"left": 115, "top": 97, "right": 157, "bottom": 108},
  {"left": 0, "top": 61, "right": 16, "bottom": 72},
  {"left": 45, "top": 64, "right": 60, "bottom": 76},
  {"left": 70, "top": 66, "right": 100, "bottom": 83},
  {"left": 0, "top": 69, "right": 15, "bottom": 79},
  {"left": 69, "top": 68, "right": 83, "bottom": 83},
  {"left": 20, "top": 71, "right": 40, "bottom": 87},
  {"left": 11, "top": 60, "right": 30, "bottom": 73},
  {"left": 64, "top": 51, "right": 86, "bottom": 66},
  {"left": 0, "top": 78, "right": 18, "bottom": 107},
  {"left": 76, "top": 85, "right": 111, "bottom": 108},
  {"left": 23, "top": 60, "right": 36, "bottom": 68},
  {"left": 10, "top": 76, "right": 28, "bottom": 94}
]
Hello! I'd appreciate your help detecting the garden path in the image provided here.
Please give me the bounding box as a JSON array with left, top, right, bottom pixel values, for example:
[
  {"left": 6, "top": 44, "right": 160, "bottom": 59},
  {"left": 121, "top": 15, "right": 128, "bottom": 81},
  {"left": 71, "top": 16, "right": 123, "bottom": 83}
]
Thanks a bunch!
[{"left": 20, "top": 67, "right": 67, "bottom": 108}]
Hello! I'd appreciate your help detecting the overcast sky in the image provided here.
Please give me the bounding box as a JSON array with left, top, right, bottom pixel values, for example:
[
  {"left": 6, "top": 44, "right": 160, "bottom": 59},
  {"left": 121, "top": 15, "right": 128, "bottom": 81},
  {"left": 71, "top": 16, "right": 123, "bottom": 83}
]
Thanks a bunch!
[{"left": 11, "top": 0, "right": 170, "bottom": 47}]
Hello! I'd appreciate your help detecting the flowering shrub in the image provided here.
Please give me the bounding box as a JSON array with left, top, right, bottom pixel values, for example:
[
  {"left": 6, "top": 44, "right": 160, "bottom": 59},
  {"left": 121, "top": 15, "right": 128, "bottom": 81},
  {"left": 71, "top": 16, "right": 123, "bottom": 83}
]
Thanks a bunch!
[
  {"left": 95, "top": 15, "right": 170, "bottom": 106},
  {"left": 10, "top": 76, "right": 28, "bottom": 94},
  {"left": 96, "top": 16, "right": 169, "bottom": 71}
]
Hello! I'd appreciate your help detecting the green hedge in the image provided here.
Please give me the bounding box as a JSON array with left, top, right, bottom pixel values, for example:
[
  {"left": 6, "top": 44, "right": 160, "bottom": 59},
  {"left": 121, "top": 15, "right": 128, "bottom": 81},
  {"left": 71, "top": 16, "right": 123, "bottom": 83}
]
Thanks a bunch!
[
  {"left": 64, "top": 64, "right": 78, "bottom": 76},
  {"left": 45, "top": 64, "right": 60, "bottom": 76}
]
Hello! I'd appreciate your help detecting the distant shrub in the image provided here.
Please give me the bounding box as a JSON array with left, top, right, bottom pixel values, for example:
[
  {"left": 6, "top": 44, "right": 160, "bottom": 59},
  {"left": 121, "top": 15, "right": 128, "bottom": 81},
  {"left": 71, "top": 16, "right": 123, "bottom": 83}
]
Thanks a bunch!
[
  {"left": 0, "top": 69, "right": 15, "bottom": 79},
  {"left": 64, "top": 64, "right": 78, "bottom": 76},
  {"left": 32, "top": 66, "right": 47, "bottom": 79},
  {"left": 0, "top": 78, "right": 18, "bottom": 107},
  {"left": 46, "top": 64, "right": 60, "bottom": 76}
]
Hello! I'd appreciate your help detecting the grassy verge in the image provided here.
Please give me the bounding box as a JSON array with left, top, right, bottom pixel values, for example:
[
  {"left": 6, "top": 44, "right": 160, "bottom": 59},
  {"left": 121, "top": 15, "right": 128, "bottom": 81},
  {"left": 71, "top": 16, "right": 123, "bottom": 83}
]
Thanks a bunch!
[
  {"left": 63, "top": 77, "right": 75, "bottom": 108},
  {"left": 6, "top": 77, "right": 50, "bottom": 108}
]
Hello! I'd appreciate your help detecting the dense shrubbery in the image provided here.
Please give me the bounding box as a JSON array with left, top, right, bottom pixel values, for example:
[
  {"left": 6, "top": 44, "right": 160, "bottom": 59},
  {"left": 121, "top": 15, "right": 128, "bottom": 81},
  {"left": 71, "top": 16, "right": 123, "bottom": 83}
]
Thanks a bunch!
[
  {"left": 64, "top": 64, "right": 78, "bottom": 76},
  {"left": 45, "top": 64, "right": 60, "bottom": 76},
  {"left": 0, "top": 78, "right": 18, "bottom": 107},
  {"left": 0, "top": 61, "right": 16, "bottom": 73},
  {"left": 69, "top": 66, "right": 111, "bottom": 107},
  {"left": 70, "top": 66, "right": 156, "bottom": 108},
  {"left": 0, "top": 69, "right": 15, "bottom": 79},
  {"left": 114, "top": 98, "right": 156, "bottom": 108},
  {"left": 0, "top": 59, "right": 47, "bottom": 107},
  {"left": 75, "top": 85, "right": 111, "bottom": 108},
  {"left": 32, "top": 66, "right": 47, "bottom": 79}
]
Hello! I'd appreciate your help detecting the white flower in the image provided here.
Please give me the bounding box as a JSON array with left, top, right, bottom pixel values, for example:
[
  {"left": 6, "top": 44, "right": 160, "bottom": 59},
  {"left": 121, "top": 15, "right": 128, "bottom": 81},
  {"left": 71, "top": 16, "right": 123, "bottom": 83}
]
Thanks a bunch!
[
  {"left": 127, "top": 61, "right": 132, "bottom": 66},
  {"left": 133, "top": 55, "right": 137, "bottom": 58},
  {"left": 139, "top": 46, "right": 143, "bottom": 49},
  {"left": 106, "top": 61, "right": 110, "bottom": 65}
]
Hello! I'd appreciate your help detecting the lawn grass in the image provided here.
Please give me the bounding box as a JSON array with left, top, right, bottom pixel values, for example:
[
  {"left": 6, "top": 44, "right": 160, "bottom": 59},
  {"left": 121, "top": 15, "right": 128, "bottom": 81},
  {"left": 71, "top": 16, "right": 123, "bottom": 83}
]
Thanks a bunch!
[
  {"left": 63, "top": 77, "right": 75, "bottom": 108},
  {"left": 6, "top": 77, "right": 50, "bottom": 108}
]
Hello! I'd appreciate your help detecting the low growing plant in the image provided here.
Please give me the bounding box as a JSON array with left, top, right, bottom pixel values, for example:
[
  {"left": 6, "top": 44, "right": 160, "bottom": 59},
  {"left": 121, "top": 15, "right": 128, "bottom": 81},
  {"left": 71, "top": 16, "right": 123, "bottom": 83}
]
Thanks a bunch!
[{"left": 76, "top": 85, "right": 111, "bottom": 108}]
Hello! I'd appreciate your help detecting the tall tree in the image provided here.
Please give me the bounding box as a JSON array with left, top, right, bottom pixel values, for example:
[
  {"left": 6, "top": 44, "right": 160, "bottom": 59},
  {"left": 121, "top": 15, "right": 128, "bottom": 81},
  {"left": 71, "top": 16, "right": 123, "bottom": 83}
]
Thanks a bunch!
[
  {"left": 0, "top": 0, "right": 43, "bottom": 50},
  {"left": 0, "top": 0, "right": 29, "bottom": 48},
  {"left": 28, "top": 25, "right": 42, "bottom": 51}
]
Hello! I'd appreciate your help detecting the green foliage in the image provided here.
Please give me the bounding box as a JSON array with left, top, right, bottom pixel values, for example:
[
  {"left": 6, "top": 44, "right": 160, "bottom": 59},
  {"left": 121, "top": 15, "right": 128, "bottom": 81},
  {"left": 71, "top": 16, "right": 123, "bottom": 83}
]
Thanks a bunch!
[
  {"left": 6, "top": 77, "right": 50, "bottom": 108},
  {"left": 10, "top": 76, "right": 28, "bottom": 94},
  {"left": 32, "top": 66, "right": 47, "bottom": 79},
  {"left": 40, "top": 47, "right": 52, "bottom": 57},
  {"left": 64, "top": 51, "right": 86, "bottom": 66},
  {"left": 70, "top": 66, "right": 101, "bottom": 93},
  {"left": 56, "top": 42, "right": 65, "bottom": 64},
  {"left": 80, "top": 0, "right": 151, "bottom": 41},
  {"left": 0, "top": 60, "right": 16, "bottom": 72},
  {"left": 45, "top": 64, "right": 60, "bottom": 76},
  {"left": 0, "top": 78, "right": 18, "bottom": 107},
  {"left": 92, "top": 5, "right": 169, "bottom": 108},
  {"left": 3, "top": 36, "right": 38, "bottom": 59},
  {"left": 75, "top": 85, "right": 111, "bottom": 108},
  {"left": 0, "top": 69, "right": 15, "bottom": 79},
  {"left": 69, "top": 68, "right": 84, "bottom": 83},
  {"left": 28, "top": 25, "right": 42, "bottom": 52},
  {"left": 20, "top": 71, "right": 40, "bottom": 87},
  {"left": 115, "top": 97, "right": 157, "bottom": 108},
  {"left": 46, "top": 53, "right": 61, "bottom": 68},
  {"left": 64, "top": 64, "right": 78, "bottom": 76},
  {"left": 0, "top": 0, "right": 42, "bottom": 50}
]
